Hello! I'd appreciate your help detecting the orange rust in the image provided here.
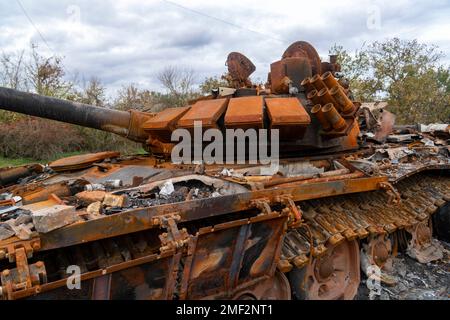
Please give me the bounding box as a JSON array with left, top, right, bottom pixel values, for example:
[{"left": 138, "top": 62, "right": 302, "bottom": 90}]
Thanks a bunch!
[
  {"left": 310, "top": 74, "right": 327, "bottom": 91},
  {"left": 322, "top": 103, "right": 346, "bottom": 131},
  {"left": 317, "top": 88, "right": 339, "bottom": 109},
  {"left": 177, "top": 98, "right": 228, "bottom": 129},
  {"left": 330, "top": 85, "right": 355, "bottom": 114},
  {"left": 49, "top": 152, "right": 120, "bottom": 172},
  {"left": 143, "top": 107, "right": 190, "bottom": 142},
  {"left": 269, "top": 172, "right": 365, "bottom": 188},
  {"left": 307, "top": 89, "right": 321, "bottom": 105},
  {"left": 301, "top": 77, "right": 315, "bottom": 92},
  {"left": 20, "top": 182, "right": 72, "bottom": 205},
  {"left": 225, "top": 96, "right": 264, "bottom": 129},
  {"left": 311, "top": 104, "right": 332, "bottom": 131},
  {"left": 321, "top": 71, "right": 340, "bottom": 90},
  {"left": 127, "top": 110, "right": 154, "bottom": 143},
  {"left": 265, "top": 98, "right": 311, "bottom": 125}
]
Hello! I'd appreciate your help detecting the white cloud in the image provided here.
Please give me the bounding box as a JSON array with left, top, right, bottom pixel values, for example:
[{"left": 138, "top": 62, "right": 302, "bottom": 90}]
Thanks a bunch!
[{"left": 0, "top": 0, "right": 449, "bottom": 97}]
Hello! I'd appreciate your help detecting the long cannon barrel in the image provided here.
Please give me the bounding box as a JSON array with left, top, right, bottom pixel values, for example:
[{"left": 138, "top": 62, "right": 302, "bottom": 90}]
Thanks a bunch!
[{"left": 0, "top": 87, "right": 151, "bottom": 143}]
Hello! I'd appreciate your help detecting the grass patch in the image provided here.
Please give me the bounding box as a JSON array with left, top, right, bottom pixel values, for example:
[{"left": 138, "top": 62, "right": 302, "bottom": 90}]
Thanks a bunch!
[
  {"left": 0, "top": 150, "right": 149, "bottom": 168},
  {"left": 0, "top": 157, "right": 38, "bottom": 168},
  {"left": 0, "top": 151, "right": 84, "bottom": 168}
]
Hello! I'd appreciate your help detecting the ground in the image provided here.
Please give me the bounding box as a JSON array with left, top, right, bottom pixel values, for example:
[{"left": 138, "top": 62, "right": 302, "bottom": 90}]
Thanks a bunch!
[
  {"left": 0, "top": 152, "right": 87, "bottom": 168},
  {"left": 357, "top": 241, "right": 450, "bottom": 300}
]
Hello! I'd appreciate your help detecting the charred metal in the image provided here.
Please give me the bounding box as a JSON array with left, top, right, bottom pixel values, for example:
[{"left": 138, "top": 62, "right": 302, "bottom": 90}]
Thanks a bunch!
[{"left": 0, "top": 40, "right": 448, "bottom": 300}]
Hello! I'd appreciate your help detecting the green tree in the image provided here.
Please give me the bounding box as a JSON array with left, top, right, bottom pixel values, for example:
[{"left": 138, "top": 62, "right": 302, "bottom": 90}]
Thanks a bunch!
[
  {"left": 199, "top": 75, "right": 229, "bottom": 95},
  {"left": 27, "top": 44, "right": 73, "bottom": 98},
  {"left": 330, "top": 38, "right": 450, "bottom": 124},
  {"left": 77, "top": 77, "right": 107, "bottom": 106}
]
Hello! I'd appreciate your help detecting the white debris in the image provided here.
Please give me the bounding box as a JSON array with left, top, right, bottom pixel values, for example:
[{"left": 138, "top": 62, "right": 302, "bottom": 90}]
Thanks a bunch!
[
  {"left": 85, "top": 184, "right": 106, "bottom": 191},
  {"left": 159, "top": 180, "right": 175, "bottom": 198},
  {"left": 220, "top": 168, "right": 234, "bottom": 177},
  {"left": 421, "top": 138, "right": 435, "bottom": 147},
  {"left": 0, "top": 193, "right": 12, "bottom": 201},
  {"left": 0, "top": 223, "right": 15, "bottom": 240},
  {"left": 407, "top": 239, "right": 444, "bottom": 264},
  {"left": 418, "top": 123, "right": 449, "bottom": 133},
  {"left": 10, "top": 223, "right": 33, "bottom": 240},
  {"left": 32, "top": 205, "right": 81, "bottom": 233},
  {"left": 104, "top": 180, "right": 123, "bottom": 189}
]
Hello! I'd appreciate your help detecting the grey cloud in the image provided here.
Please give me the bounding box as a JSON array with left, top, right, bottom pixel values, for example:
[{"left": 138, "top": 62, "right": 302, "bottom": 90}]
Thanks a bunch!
[{"left": 0, "top": 0, "right": 449, "bottom": 97}]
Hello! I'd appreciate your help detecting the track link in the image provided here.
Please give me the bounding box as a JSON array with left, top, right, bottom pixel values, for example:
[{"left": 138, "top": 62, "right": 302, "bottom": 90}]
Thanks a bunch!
[{"left": 281, "top": 172, "right": 450, "bottom": 269}]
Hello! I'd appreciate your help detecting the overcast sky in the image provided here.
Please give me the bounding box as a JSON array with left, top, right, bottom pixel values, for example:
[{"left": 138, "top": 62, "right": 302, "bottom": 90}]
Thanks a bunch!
[{"left": 1, "top": 0, "right": 449, "bottom": 97}]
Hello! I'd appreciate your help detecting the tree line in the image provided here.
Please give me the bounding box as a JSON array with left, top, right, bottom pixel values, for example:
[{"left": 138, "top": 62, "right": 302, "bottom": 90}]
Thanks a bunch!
[{"left": 0, "top": 38, "right": 448, "bottom": 160}]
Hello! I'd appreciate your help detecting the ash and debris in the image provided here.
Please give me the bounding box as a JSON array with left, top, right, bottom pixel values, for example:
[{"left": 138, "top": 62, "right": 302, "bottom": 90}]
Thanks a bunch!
[
  {"left": 0, "top": 177, "right": 224, "bottom": 239},
  {"left": 351, "top": 124, "right": 450, "bottom": 180},
  {"left": 357, "top": 241, "right": 450, "bottom": 300},
  {"left": 118, "top": 180, "right": 219, "bottom": 210}
]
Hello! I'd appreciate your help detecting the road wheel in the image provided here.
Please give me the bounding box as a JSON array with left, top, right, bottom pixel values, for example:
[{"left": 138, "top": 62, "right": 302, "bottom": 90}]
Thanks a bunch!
[{"left": 288, "top": 240, "right": 360, "bottom": 300}]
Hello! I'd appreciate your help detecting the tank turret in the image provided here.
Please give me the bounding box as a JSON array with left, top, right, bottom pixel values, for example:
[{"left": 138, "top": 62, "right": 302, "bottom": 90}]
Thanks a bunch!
[{"left": 0, "top": 41, "right": 361, "bottom": 161}]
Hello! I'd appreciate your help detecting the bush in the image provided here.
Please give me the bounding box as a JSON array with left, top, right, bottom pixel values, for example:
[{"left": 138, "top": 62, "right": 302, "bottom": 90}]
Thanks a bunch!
[
  {"left": 0, "top": 117, "right": 143, "bottom": 160},
  {"left": 0, "top": 118, "right": 84, "bottom": 160},
  {"left": 75, "top": 126, "right": 142, "bottom": 155}
]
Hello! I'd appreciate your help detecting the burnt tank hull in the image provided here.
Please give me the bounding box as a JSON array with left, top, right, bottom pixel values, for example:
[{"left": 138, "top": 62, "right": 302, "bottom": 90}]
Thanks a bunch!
[
  {"left": 0, "top": 40, "right": 448, "bottom": 300},
  {"left": 0, "top": 150, "right": 448, "bottom": 300}
]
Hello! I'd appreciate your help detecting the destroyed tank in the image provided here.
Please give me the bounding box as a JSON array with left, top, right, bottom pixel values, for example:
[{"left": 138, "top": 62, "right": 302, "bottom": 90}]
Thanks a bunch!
[{"left": 0, "top": 40, "right": 448, "bottom": 300}]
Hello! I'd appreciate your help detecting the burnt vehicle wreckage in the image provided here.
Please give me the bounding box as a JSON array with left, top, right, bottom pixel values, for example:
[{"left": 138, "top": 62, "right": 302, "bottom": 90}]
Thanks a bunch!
[{"left": 0, "top": 40, "right": 448, "bottom": 300}]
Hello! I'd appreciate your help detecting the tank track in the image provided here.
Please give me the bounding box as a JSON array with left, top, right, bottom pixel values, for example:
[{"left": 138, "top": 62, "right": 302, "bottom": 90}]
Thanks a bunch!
[
  {"left": 281, "top": 172, "right": 450, "bottom": 268},
  {"left": 4, "top": 172, "right": 448, "bottom": 300}
]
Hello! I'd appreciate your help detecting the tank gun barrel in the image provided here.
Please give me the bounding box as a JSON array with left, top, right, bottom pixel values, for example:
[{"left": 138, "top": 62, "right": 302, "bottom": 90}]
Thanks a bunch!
[{"left": 0, "top": 87, "right": 151, "bottom": 143}]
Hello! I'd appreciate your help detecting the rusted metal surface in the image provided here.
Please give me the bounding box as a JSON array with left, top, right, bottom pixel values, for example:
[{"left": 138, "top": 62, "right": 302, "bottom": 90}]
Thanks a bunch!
[
  {"left": 311, "top": 104, "right": 332, "bottom": 132},
  {"left": 306, "top": 89, "right": 321, "bottom": 105},
  {"left": 310, "top": 74, "right": 327, "bottom": 92},
  {"left": 321, "top": 71, "right": 340, "bottom": 90},
  {"left": 34, "top": 175, "right": 386, "bottom": 251},
  {"left": 330, "top": 85, "right": 355, "bottom": 114},
  {"left": 225, "top": 96, "right": 264, "bottom": 129},
  {"left": 281, "top": 173, "right": 449, "bottom": 272},
  {"left": 0, "top": 39, "right": 448, "bottom": 301},
  {"left": 226, "top": 52, "right": 255, "bottom": 88},
  {"left": 0, "top": 87, "right": 150, "bottom": 143},
  {"left": 180, "top": 211, "right": 287, "bottom": 299},
  {"left": 270, "top": 57, "right": 312, "bottom": 94},
  {"left": 282, "top": 41, "right": 322, "bottom": 75},
  {"left": 177, "top": 98, "right": 228, "bottom": 129},
  {"left": 143, "top": 106, "right": 190, "bottom": 142},
  {"left": 322, "top": 103, "right": 346, "bottom": 131},
  {"left": 289, "top": 240, "right": 360, "bottom": 300},
  {"left": 0, "top": 164, "right": 43, "bottom": 187},
  {"left": 301, "top": 77, "right": 315, "bottom": 92},
  {"left": 266, "top": 97, "right": 310, "bottom": 140},
  {"left": 49, "top": 152, "right": 120, "bottom": 172},
  {"left": 373, "top": 110, "right": 396, "bottom": 142},
  {"left": 317, "top": 88, "right": 338, "bottom": 107}
]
